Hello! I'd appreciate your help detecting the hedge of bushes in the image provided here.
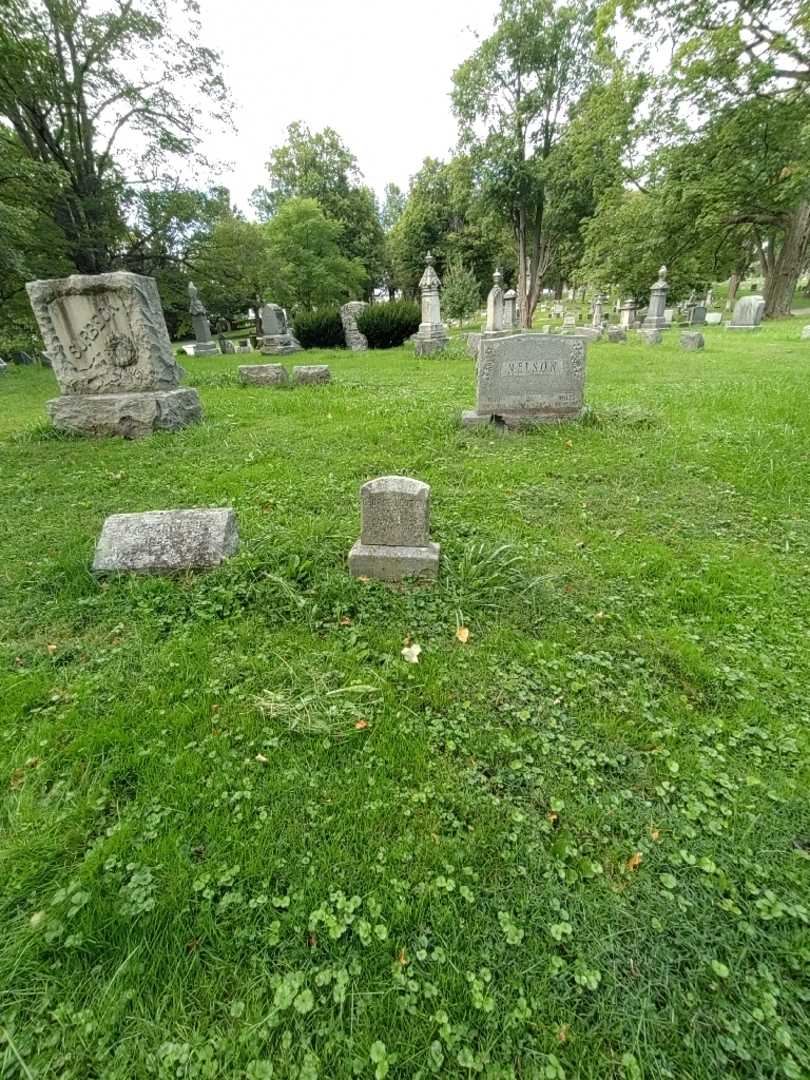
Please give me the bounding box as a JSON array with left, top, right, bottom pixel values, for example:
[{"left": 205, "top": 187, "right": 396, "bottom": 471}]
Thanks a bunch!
[
  {"left": 357, "top": 300, "right": 421, "bottom": 349},
  {"left": 293, "top": 308, "right": 345, "bottom": 350}
]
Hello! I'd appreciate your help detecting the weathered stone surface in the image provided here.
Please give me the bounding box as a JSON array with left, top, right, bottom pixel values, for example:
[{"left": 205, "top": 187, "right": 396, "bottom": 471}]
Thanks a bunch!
[
  {"left": 802, "top": 325, "right": 810, "bottom": 340},
  {"left": 292, "top": 365, "right": 331, "bottom": 385},
  {"left": 466, "top": 333, "right": 481, "bottom": 358},
  {"left": 572, "top": 327, "right": 601, "bottom": 342},
  {"left": 503, "top": 289, "right": 518, "bottom": 330},
  {"left": 341, "top": 302, "right": 368, "bottom": 351},
  {"left": 188, "top": 282, "right": 219, "bottom": 355},
  {"left": 619, "top": 300, "right": 637, "bottom": 328},
  {"left": 607, "top": 327, "right": 627, "bottom": 343},
  {"left": 728, "top": 295, "right": 765, "bottom": 330},
  {"left": 642, "top": 266, "right": 669, "bottom": 330},
  {"left": 640, "top": 329, "right": 663, "bottom": 345},
  {"left": 46, "top": 388, "right": 202, "bottom": 439},
  {"left": 687, "top": 304, "right": 707, "bottom": 326},
  {"left": 259, "top": 303, "right": 302, "bottom": 355},
  {"left": 680, "top": 332, "right": 704, "bottom": 350},
  {"left": 349, "top": 476, "right": 439, "bottom": 582},
  {"left": 705, "top": 312, "right": 723, "bottom": 325},
  {"left": 413, "top": 254, "right": 450, "bottom": 356},
  {"left": 485, "top": 270, "right": 505, "bottom": 334},
  {"left": 238, "top": 364, "right": 289, "bottom": 386},
  {"left": 26, "top": 272, "right": 184, "bottom": 394},
  {"left": 93, "top": 508, "right": 238, "bottom": 574},
  {"left": 463, "top": 332, "right": 586, "bottom": 428}
]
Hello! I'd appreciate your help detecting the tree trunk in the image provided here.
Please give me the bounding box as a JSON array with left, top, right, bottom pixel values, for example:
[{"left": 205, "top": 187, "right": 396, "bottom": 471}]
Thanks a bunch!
[
  {"left": 516, "top": 209, "right": 530, "bottom": 328},
  {"left": 726, "top": 272, "right": 740, "bottom": 310},
  {"left": 763, "top": 201, "right": 810, "bottom": 317}
]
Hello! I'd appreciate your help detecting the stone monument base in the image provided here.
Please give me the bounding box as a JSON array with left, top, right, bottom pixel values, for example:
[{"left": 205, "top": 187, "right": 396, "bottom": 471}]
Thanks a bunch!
[
  {"left": 348, "top": 540, "right": 440, "bottom": 582},
  {"left": 261, "top": 333, "right": 302, "bottom": 355},
  {"left": 726, "top": 324, "right": 761, "bottom": 332},
  {"left": 238, "top": 364, "right": 289, "bottom": 386},
  {"left": 461, "top": 408, "right": 581, "bottom": 430},
  {"left": 189, "top": 341, "right": 220, "bottom": 356},
  {"left": 46, "top": 388, "right": 202, "bottom": 439},
  {"left": 413, "top": 325, "right": 450, "bottom": 356}
]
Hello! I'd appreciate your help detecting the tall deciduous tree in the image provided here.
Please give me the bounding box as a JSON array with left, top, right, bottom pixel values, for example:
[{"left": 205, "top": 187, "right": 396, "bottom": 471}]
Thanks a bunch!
[
  {"left": 252, "top": 122, "right": 385, "bottom": 299},
  {"left": 0, "top": 0, "right": 230, "bottom": 275},
  {"left": 452, "top": 0, "right": 600, "bottom": 327}
]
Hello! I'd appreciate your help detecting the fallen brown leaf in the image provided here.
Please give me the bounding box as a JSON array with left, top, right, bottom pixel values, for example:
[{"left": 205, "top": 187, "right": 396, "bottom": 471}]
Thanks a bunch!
[
  {"left": 626, "top": 851, "right": 643, "bottom": 871},
  {"left": 557, "top": 1024, "right": 570, "bottom": 1043},
  {"left": 354, "top": 719, "right": 369, "bottom": 730}
]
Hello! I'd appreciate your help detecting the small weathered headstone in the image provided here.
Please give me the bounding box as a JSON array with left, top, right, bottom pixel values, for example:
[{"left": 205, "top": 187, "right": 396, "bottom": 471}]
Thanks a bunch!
[
  {"left": 238, "top": 364, "right": 289, "bottom": 386},
  {"left": 687, "top": 304, "right": 707, "bottom": 326},
  {"left": 187, "top": 283, "right": 220, "bottom": 355},
  {"left": 727, "top": 295, "right": 765, "bottom": 331},
  {"left": 462, "top": 332, "right": 586, "bottom": 429},
  {"left": 259, "top": 304, "right": 302, "bottom": 355},
  {"left": 504, "top": 289, "right": 518, "bottom": 330},
  {"left": 802, "top": 325, "right": 810, "bottom": 340},
  {"left": 292, "top": 365, "right": 331, "bottom": 385},
  {"left": 413, "top": 253, "right": 450, "bottom": 356},
  {"left": 642, "top": 266, "right": 669, "bottom": 330},
  {"left": 348, "top": 476, "right": 439, "bottom": 582},
  {"left": 92, "top": 508, "right": 238, "bottom": 574},
  {"left": 607, "top": 327, "right": 627, "bottom": 343},
  {"left": 705, "top": 312, "right": 723, "bottom": 325},
  {"left": 640, "top": 329, "right": 663, "bottom": 345},
  {"left": 680, "top": 332, "right": 704, "bottom": 351},
  {"left": 26, "top": 272, "right": 203, "bottom": 438},
  {"left": 340, "top": 302, "right": 368, "bottom": 351}
]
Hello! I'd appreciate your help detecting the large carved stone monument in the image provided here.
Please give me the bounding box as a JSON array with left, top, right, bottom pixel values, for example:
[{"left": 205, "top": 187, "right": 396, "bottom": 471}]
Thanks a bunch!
[
  {"left": 413, "top": 252, "right": 449, "bottom": 356},
  {"left": 641, "top": 266, "right": 669, "bottom": 330},
  {"left": 26, "top": 272, "right": 203, "bottom": 438},
  {"left": 187, "top": 282, "right": 219, "bottom": 356},
  {"left": 348, "top": 476, "right": 439, "bottom": 582},
  {"left": 727, "top": 295, "right": 765, "bottom": 331},
  {"left": 341, "top": 301, "right": 368, "bottom": 351},
  {"left": 462, "top": 332, "right": 586, "bottom": 429},
  {"left": 259, "top": 303, "right": 302, "bottom": 355}
]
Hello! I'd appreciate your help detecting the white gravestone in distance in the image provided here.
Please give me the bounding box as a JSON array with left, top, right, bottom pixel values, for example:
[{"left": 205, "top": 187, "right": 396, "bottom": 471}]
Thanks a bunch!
[
  {"left": 259, "top": 303, "right": 302, "bottom": 355},
  {"left": 341, "top": 302, "right": 368, "bottom": 351},
  {"left": 641, "top": 266, "right": 669, "bottom": 330},
  {"left": 348, "top": 476, "right": 440, "bottom": 582},
  {"left": 462, "top": 332, "right": 586, "bottom": 429},
  {"left": 413, "top": 252, "right": 450, "bottom": 356},
  {"left": 26, "top": 272, "right": 203, "bottom": 438},
  {"left": 727, "top": 295, "right": 765, "bottom": 331},
  {"left": 93, "top": 508, "right": 239, "bottom": 574},
  {"left": 484, "top": 269, "right": 506, "bottom": 336}
]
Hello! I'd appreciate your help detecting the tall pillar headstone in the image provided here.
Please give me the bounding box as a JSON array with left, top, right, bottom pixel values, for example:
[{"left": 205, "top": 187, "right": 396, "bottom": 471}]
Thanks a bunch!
[
  {"left": 340, "top": 302, "right": 368, "bottom": 351},
  {"left": 592, "top": 292, "right": 607, "bottom": 329},
  {"left": 26, "top": 272, "right": 203, "bottom": 438},
  {"left": 188, "top": 282, "right": 219, "bottom": 356},
  {"left": 484, "top": 269, "right": 506, "bottom": 337},
  {"left": 503, "top": 289, "right": 518, "bottom": 330},
  {"left": 259, "top": 303, "right": 302, "bottom": 355},
  {"left": 413, "top": 252, "right": 449, "bottom": 356},
  {"left": 348, "top": 476, "right": 440, "bottom": 582},
  {"left": 641, "top": 266, "right": 669, "bottom": 330}
]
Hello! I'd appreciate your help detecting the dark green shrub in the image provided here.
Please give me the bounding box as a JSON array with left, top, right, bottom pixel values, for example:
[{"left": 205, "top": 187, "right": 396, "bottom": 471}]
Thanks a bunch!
[
  {"left": 357, "top": 300, "right": 420, "bottom": 349},
  {"left": 293, "top": 308, "right": 344, "bottom": 349}
]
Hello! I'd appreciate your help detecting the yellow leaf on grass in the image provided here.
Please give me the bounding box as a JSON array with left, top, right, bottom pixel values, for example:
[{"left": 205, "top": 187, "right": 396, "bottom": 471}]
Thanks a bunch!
[
  {"left": 627, "top": 851, "right": 643, "bottom": 871},
  {"left": 651, "top": 829, "right": 661, "bottom": 842},
  {"left": 455, "top": 626, "right": 470, "bottom": 644}
]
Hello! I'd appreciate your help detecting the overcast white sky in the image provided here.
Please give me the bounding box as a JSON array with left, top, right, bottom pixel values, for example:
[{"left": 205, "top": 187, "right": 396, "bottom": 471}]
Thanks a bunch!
[{"left": 194, "top": 0, "right": 499, "bottom": 215}]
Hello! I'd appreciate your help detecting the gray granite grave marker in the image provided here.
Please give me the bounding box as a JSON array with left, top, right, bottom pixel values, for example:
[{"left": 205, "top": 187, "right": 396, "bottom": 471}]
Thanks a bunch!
[
  {"left": 93, "top": 508, "right": 238, "bottom": 574},
  {"left": 348, "top": 476, "right": 439, "bottom": 582}
]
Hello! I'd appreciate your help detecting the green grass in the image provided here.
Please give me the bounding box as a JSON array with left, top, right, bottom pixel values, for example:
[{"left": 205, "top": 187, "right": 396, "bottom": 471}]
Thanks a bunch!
[{"left": 1, "top": 323, "right": 809, "bottom": 1079}]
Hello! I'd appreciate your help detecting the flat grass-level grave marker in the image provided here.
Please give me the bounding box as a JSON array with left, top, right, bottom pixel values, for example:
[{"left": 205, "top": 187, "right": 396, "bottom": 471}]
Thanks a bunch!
[
  {"left": 462, "top": 331, "right": 586, "bottom": 429},
  {"left": 348, "top": 476, "right": 440, "bottom": 582},
  {"left": 26, "top": 272, "right": 203, "bottom": 438},
  {"left": 292, "top": 365, "right": 331, "bottom": 385},
  {"left": 92, "top": 508, "right": 239, "bottom": 574},
  {"left": 238, "top": 363, "right": 290, "bottom": 386}
]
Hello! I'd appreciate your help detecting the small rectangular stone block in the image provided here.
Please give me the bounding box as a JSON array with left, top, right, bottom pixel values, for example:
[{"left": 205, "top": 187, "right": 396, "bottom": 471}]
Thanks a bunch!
[
  {"left": 293, "top": 365, "right": 331, "bottom": 385},
  {"left": 640, "top": 329, "right": 662, "bottom": 345},
  {"left": 348, "top": 541, "right": 440, "bottom": 582},
  {"left": 46, "top": 388, "right": 202, "bottom": 439},
  {"left": 238, "top": 364, "right": 289, "bottom": 386},
  {"left": 93, "top": 508, "right": 238, "bottom": 574},
  {"left": 360, "top": 476, "right": 430, "bottom": 546}
]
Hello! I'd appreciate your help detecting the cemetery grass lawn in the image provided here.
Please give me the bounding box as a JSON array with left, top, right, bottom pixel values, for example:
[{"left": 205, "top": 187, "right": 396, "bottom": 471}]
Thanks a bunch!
[{"left": 1, "top": 324, "right": 810, "bottom": 1080}]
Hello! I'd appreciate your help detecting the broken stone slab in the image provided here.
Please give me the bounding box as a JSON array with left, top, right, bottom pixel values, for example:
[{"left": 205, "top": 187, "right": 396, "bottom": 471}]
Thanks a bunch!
[
  {"left": 348, "top": 476, "right": 439, "bottom": 582},
  {"left": 93, "top": 508, "right": 238, "bottom": 574},
  {"left": 238, "top": 364, "right": 290, "bottom": 386},
  {"left": 640, "top": 329, "right": 662, "bottom": 345},
  {"left": 680, "top": 332, "right": 704, "bottom": 351},
  {"left": 46, "top": 388, "right": 202, "bottom": 439},
  {"left": 340, "top": 302, "right": 368, "bottom": 351},
  {"left": 292, "top": 365, "right": 331, "bottom": 385}
]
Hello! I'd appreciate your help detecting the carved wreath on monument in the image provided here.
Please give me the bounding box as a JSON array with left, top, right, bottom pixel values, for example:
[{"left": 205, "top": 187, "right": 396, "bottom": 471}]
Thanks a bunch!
[{"left": 569, "top": 340, "right": 585, "bottom": 378}]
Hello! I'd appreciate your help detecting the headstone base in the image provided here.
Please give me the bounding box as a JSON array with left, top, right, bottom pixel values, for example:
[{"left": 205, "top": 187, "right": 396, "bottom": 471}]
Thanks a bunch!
[
  {"left": 413, "top": 326, "right": 450, "bottom": 356},
  {"left": 189, "top": 341, "right": 220, "bottom": 356},
  {"left": 238, "top": 364, "right": 289, "bottom": 386},
  {"left": 348, "top": 540, "right": 440, "bottom": 582},
  {"left": 93, "top": 508, "right": 238, "bottom": 574},
  {"left": 46, "top": 388, "right": 202, "bottom": 439},
  {"left": 461, "top": 408, "right": 581, "bottom": 430},
  {"left": 726, "top": 324, "right": 761, "bottom": 332},
  {"left": 680, "top": 332, "right": 704, "bottom": 351},
  {"left": 641, "top": 318, "right": 667, "bottom": 331},
  {"left": 261, "top": 333, "right": 302, "bottom": 355}
]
